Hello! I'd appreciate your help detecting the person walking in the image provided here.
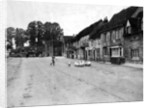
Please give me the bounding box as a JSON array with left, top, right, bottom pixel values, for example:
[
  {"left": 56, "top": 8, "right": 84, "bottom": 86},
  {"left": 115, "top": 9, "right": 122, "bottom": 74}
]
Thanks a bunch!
[{"left": 52, "top": 56, "right": 55, "bottom": 66}]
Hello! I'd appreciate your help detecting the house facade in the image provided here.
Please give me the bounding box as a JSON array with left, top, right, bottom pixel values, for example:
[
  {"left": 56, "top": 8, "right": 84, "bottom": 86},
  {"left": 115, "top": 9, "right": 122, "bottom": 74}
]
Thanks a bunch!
[
  {"left": 124, "top": 8, "right": 143, "bottom": 63},
  {"left": 73, "top": 35, "right": 89, "bottom": 60},
  {"left": 63, "top": 36, "right": 75, "bottom": 58},
  {"left": 72, "top": 6, "right": 143, "bottom": 64},
  {"left": 86, "top": 37, "right": 103, "bottom": 61},
  {"left": 99, "top": 6, "right": 143, "bottom": 64}
]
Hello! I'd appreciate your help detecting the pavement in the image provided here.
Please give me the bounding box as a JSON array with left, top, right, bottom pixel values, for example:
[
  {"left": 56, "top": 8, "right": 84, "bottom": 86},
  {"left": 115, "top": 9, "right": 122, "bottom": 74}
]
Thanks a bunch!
[
  {"left": 7, "top": 57, "right": 143, "bottom": 107},
  {"left": 123, "top": 62, "right": 143, "bottom": 69}
]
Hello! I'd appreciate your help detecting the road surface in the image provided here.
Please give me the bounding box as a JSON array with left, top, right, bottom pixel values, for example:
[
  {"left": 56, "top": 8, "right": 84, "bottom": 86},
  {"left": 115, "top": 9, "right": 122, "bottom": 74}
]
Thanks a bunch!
[{"left": 7, "top": 57, "right": 143, "bottom": 107}]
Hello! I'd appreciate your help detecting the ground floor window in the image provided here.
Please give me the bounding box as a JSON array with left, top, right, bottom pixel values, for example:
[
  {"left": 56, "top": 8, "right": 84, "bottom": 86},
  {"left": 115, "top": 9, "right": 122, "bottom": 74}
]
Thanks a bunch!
[
  {"left": 103, "top": 47, "right": 108, "bottom": 55},
  {"left": 131, "top": 49, "right": 139, "bottom": 58},
  {"left": 96, "top": 48, "right": 100, "bottom": 56},
  {"left": 111, "top": 48, "right": 119, "bottom": 57},
  {"left": 111, "top": 47, "right": 123, "bottom": 57},
  {"left": 88, "top": 50, "right": 92, "bottom": 57}
]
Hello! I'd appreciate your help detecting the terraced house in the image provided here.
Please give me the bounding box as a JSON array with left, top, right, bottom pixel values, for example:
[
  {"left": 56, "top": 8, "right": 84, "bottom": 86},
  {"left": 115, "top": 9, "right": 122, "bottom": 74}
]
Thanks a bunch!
[
  {"left": 73, "top": 6, "right": 143, "bottom": 64},
  {"left": 123, "top": 7, "right": 143, "bottom": 63},
  {"left": 72, "top": 20, "right": 103, "bottom": 60}
]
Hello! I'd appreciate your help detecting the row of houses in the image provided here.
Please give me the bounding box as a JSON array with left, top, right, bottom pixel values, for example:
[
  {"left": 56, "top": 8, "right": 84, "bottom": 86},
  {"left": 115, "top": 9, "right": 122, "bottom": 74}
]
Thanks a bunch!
[{"left": 69, "top": 6, "right": 143, "bottom": 64}]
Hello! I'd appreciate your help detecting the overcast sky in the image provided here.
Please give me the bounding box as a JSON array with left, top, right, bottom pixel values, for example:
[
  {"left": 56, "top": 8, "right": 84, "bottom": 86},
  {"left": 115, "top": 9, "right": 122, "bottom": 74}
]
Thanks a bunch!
[{"left": 7, "top": 1, "right": 129, "bottom": 35}]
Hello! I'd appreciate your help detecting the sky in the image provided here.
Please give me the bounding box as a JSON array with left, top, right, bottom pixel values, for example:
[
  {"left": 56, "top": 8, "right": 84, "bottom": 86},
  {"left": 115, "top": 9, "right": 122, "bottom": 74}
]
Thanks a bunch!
[{"left": 7, "top": 0, "right": 129, "bottom": 36}]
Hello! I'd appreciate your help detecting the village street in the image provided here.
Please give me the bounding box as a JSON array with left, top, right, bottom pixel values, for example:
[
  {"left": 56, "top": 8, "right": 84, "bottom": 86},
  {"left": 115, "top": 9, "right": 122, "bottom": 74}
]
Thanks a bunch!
[{"left": 7, "top": 57, "right": 143, "bottom": 107}]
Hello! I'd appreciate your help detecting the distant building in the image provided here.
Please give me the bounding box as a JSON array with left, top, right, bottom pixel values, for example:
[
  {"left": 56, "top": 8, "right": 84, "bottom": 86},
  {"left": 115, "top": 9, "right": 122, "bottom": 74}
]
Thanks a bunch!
[
  {"left": 73, "top": 20, "right": 105, "bottom": 60},
  {"left": 43, "top": 40, "right": 64, "bottom": 57},
  {"left": 64, "top": 36, "right": 75, "bottom": 58}
]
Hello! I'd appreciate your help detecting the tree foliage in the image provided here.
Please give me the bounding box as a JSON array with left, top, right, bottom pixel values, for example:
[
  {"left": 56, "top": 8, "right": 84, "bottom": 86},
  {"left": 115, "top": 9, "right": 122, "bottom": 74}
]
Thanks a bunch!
[
  {"left": 27, "top": 21, "right": 45, "bottom": 46},
  {"left": 6, "top": 27, "right": 16, "bottom": 42},
  {"left": 15, "top": 28, "right": 26, "bottom": 48},
  {"left": 44, "top": 22, "right": 63, "bottom": 41},
  {"left": 6, "top": 20, "right": 64, "bottom": 53}
]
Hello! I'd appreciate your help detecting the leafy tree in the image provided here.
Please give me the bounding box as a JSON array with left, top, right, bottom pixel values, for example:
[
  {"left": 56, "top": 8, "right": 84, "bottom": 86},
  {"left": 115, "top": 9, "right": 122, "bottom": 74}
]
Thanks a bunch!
[
  {"left": 43, "top": 22, "right": 64, "bottom": 56},
  {"left": 6, "top": 27, "right": 16, "bottom": 50},
  {"left": 6, "top": 27, "right": 16, "bottom": 42},
  {"left": 15, "top": 28, "right": 26, "bottom": 48},
  {"left": 44, "top": 22, "right": 63, "bottom": 41},
  {"left": 27, "top": 21, "right": 45, "bottom": 46}
]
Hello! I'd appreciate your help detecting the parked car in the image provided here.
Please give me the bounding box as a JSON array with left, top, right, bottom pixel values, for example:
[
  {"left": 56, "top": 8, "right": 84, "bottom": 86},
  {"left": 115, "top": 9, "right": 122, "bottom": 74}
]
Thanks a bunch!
[
  {"left": 85, "top": 61, "right": 91, "bottom": 66},
  {"left": 74, "top": 60, "right": 91, "bottom": 67}
]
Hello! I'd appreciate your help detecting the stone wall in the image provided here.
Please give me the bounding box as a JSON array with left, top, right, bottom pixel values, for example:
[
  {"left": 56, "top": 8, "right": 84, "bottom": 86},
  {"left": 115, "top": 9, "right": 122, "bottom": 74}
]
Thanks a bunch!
[{"left": 124, "top": 33, "right": 143, "bottom": 63}]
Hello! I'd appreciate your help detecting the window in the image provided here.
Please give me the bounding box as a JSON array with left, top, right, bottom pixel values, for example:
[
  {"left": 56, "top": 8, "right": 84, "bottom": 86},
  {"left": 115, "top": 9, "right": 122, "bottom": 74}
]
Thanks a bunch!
[
  {"left": 106, "top": 32, "right": 110, "bottom": 42},
  {"left": 119, "top": 28, "right": 124, "bottom": 39},
  {"left": 103, "top": 33, "right": 106, "bottom": 42},
  {"left": 112, "top": 31, "right": 116, "bottom": 43},
  {"left": 111, "top": 48, "right": 120, "bottom": 57},
  {"left": 98, "top": 48, "right": 100, "bottom": 55},
  {"left": 126, "top": 20, "right": 132, "bottom": 34},
  {"left": 111, "top": 47, "right": 123, "bottom": 57},
  {"left": 126, "top": 26, "right": 132, "bottom": 34},
  {"left": 131, "top": 49, "right": 139, "bottom": 57},
  {"left": 116, "top": 30, "right": 119, "bottom": 40},
  {"left": 103, "top": 47, "right": 108, "bottom": 55}
]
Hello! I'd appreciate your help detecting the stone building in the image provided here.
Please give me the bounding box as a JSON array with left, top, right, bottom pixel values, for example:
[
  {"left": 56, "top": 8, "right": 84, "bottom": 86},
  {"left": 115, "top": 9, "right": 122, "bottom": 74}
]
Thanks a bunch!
[
  {"left": 43, "top": 40, "right": 64, "bottom": 56},
  {"left": 124, "top": 8, "right": 143, "bottom": 63},
  {"left": 72, "top": 6, "right": 143, "bottom": 64},
  {"left": 92, "top": 6, "right": 143, "bottom": 64},
  {"left": 73, "top": 20, "right": 102, "bottom": 60},
  {"left": 64, "top": 36, "right": 75, "bottom": 58}
]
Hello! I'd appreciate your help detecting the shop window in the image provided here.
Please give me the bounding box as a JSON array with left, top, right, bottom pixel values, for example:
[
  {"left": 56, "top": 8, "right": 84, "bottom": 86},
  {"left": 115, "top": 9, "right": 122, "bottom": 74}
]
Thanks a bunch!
[{"left": 111, "top": 48, "right": 120, "bottom": 57}]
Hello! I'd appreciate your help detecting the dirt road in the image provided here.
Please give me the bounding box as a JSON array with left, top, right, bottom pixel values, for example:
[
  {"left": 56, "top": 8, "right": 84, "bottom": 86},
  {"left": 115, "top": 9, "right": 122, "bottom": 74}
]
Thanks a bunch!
[{"left": 7, "top": 57, "right": 143, "bottom": 107}]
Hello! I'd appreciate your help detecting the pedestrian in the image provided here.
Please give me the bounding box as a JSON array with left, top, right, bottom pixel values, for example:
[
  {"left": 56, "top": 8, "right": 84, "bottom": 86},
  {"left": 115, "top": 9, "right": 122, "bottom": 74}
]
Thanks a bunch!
[{"left": 52, "top": 56, "right": 55, "bottom": 66}]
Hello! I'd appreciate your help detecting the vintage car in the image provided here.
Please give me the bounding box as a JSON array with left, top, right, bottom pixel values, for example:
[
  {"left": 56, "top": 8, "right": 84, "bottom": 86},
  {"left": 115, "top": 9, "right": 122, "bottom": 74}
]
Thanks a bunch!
[
  {"left": 74, "top": 60, "right": 91, "bottom": 67},
  {"left": 85, "top": 61, "right": 91, "bottom": 66}
]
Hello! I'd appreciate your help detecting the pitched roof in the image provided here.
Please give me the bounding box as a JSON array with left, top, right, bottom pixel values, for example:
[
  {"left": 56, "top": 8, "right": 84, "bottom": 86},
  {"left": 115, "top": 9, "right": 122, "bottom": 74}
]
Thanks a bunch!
[
  {"left": 63, "top": 36, "right": 74, "bottom": 43},
  {"left": 75, "top": 20, "right": 103, "bottom": 41},
  {"left": 74, "top": 6, "right": 142, "bottom": 41},
  {"left": 88, "top": 6, "right": 140, "bottom": 40},
  {"left": 102, "top": 6, "right": 139, "bottom": 32},
  {"left": 89, "top": 20, "right": 108, "bottom": 39}
]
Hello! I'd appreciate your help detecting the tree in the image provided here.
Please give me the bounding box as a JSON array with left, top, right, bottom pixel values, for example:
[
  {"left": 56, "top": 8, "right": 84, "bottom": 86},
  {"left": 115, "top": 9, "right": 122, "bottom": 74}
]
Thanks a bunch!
[
  {"left": 43, "top": 22, "right": 52, "bottom": 40},
  {"left": 27, "top": 21, "right": 45, "bottom": 47},
  {"left": 44, "top": 22, "right": 64, "bottom": 56},
  {"left": 6, "top": 27, "right": 16, "bottom": 42},
  {"left": 44, "top": 22, "right": 63, "bottom": 41},
  {"left": 6, "top": 27, "right": 16, "bottom": 50},
  {"left": 15, "top": 28, "right": 26, "bottom": 48}
]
